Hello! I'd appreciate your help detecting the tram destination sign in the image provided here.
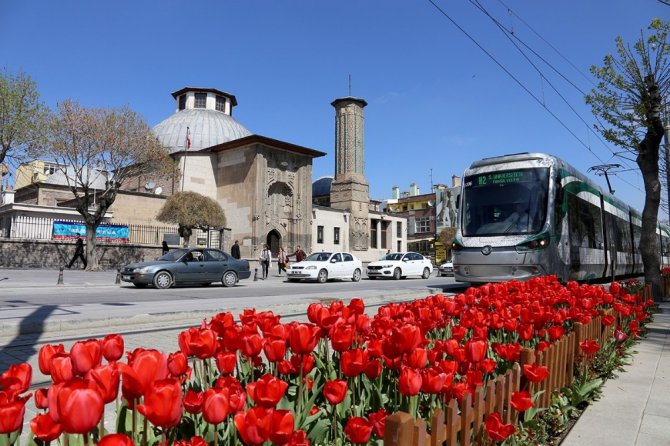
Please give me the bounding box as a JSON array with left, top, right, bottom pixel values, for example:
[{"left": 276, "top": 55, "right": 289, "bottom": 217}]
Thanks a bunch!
[{"left": 464, "top": 170, "right": 535, "bottom": 188}]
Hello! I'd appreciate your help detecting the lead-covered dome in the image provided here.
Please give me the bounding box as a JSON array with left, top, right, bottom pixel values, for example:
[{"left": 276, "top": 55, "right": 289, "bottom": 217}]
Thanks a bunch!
[{"left": 152, "top": 87, "right": 253, "bottom": 153}]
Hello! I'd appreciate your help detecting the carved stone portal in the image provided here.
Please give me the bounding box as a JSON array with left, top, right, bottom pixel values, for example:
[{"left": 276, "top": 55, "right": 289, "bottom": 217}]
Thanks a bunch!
[{"left": 351, "top": 216, "right": 369, "bottom": 251}]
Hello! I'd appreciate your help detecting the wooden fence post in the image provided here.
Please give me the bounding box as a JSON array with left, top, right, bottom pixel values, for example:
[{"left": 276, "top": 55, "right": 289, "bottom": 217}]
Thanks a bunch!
[{"left": 384, "top": 412, "right": 416, "bottom": 446}]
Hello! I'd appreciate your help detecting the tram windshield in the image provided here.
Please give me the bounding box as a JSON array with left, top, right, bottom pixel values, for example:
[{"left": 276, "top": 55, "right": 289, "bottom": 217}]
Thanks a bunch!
[{"left": 462, "top": 167, "right": 549, "bottom": 236}]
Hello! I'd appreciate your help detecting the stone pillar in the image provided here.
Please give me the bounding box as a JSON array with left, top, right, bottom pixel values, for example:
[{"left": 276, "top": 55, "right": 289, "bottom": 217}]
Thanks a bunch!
[{"left": 376, "top": 219, "right": 382, "bottom": 250}]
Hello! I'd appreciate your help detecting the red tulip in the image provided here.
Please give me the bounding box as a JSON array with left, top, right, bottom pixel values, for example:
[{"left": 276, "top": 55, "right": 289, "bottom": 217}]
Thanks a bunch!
[
  {"left": 56, "top": 379, "right": 104, "bottom": 433},
  {"left": 70, "top": 339, "right": 102, "bottom": 376},
  {"left": 510, "top": 391, "right": 534, "bottom": 412},
  {"left": 288, "top": 323, "right": 321, "bottom": 355},
  {"left": 50, "top": 355, "right": 74, "bottom": 384},
  {"left": 398, "top": 366, "right": 422, "bottom": 396},
  {"left": 341, "top": 348, "right": 369, "bottom": 377},
  {"left": 290, "top": 354, "right": 315, "bottom": 375},
  {"left": 101, "top": 334, "right": 125, "bottom": 361},
  {"left": 0, "top": 363, "right": 32, "bottom": 396},
  {"left": 46, "top": 383, "right": 64, "bottom": 423},
  {"left": 234, "top": 407, "right": 272, "bottom": 446},
  {"left": 367, "top": 409, "right": 388, "bottom": 438},
  {"left": 601, "top": 314, "right": 615, "bottom": 326},
  {"left": 247, "top": 374, "right": 288, "bottom": 408},
  {"left": 269, "top": 409, "right": 295, "bottom": 445},
  {"left": 30, "top": 412, "right": 62, "bottom": 441},
  {"left": 179, "top": 328, "right": 217, "bottom": 359},
  {"left": 420, "top": 368, "right": 447, "bottom": 394},
  {"left": 406, "top": 348, "right": 428, "bottom": 369},
  {"left": 98, "top": 434, "right": 135, "bottom": 446},
  {"left": 330, "top": 324, "right": 355, "bottom": 352},
  {"left": 614, "top": 329, "right": 628, "bottom": 342},
  {"left": 34, "top": 388, "right": 49, "bottom": 409},
  {"left": 465, "top": 339, "right": 488, "bottom": 363},
  {"left": 202, "top": 387, "right": 230, "bottom": 424},
  {"left": 118, "top": 349, "right": 168, "bottom": 400},
  {"left": 262, "top": 337, "right": 286, "bottom": 363},
  {"left": 87, "top": 363, "right": 120, "bottom": 403},
  {"left": 344, "top": 416, "right": 373, "bottom": 445},
  {"left": 183, "top": 390, "right": 203, "bottom": 414},
  {"left": 523, "top": 364, "right": 550, "bottom": 383},
  {"left": 239, "top": 331, "right": 263, "bottom": 358},
  {"left": 547, "top": 325, "right": 565, "bottom": 341},
  {"left": 579, "top": 340, "right": 600, "bottom": 356},
  {"left": 137, "top": 378, "right": 183, "bottom": 428},
  {"left": 285, "top": 430, "right": 311, "bottom": 446},
  {"left": 38, "top": 344, "right": 65, "bottom": 375},
  {"left": 323, "top": 379, "right": 347, "bottom": 405},
  {"left": 365, "top": 358, "right": 382, "bottom": 379},
  {"left": 0, "top": 395, "right": 26, "bottom": 434},
  {"left": 168, "top": 351, "right": 189, "bottom": 376},
  {"left": 485, "top": 412, "right": 516, "bottom": 442}
]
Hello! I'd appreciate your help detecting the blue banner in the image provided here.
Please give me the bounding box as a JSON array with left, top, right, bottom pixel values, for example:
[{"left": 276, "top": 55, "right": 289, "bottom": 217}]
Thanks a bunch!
[{"left": 53, "top": 221, "right": 130, "bottom": 243}]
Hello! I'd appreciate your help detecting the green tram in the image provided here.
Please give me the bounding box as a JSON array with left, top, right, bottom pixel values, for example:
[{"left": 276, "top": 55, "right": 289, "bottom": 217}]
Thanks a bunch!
[{"left": 452, "top": 152, "right": 670, "bottom": 283}]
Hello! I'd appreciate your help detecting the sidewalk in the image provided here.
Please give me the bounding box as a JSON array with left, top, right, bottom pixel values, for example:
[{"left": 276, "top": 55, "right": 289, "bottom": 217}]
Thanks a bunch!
[{"left": 562, "top": 301, "right": 670, "bottom": 446}]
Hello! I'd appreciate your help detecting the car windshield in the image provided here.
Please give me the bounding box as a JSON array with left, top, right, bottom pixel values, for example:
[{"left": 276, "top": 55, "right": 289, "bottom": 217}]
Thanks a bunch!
[
  {"left": 462, "top": 167, "right": 549, "bottom": 236},
  {"left": 159, "top": 249, "right": 189, "bottom": 261},
  {"left": 305, "top": 252, "right": 332, "bottom": 262},
  {"left": 381, "top": 253, "right": 404, "bottom": 261}
]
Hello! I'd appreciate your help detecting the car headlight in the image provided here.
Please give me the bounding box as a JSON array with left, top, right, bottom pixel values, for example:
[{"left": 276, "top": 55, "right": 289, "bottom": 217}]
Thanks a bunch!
[
  {"left": 134, "top": 267, "right": 153, "bottom": 274},
  {"left": 381, "top": 264, "right": 393, "bottom": 268},
  {"left": 305, "top": 265, "right": 317, "bottom": 270}
]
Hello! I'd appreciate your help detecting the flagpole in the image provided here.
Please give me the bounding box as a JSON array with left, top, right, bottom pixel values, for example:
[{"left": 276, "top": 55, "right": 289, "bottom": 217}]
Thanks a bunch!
[{"left": 181, "top": 126, "right": 189, "bottom": 192}]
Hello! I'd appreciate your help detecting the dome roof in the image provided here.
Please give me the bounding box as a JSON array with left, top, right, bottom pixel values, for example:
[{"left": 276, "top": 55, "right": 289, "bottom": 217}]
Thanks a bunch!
[
  {"left": 153, "top": 109, "right": 252, "bottom": 153},
  {"left": 312, "top": 176, "right": 333, "bottom": 197}
]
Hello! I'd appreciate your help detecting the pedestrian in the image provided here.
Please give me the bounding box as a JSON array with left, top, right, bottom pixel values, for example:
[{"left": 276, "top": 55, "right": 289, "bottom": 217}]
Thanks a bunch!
[
  {"left": 231, "top": 240, "right": 241, "bottom": 259},
  {"left": 162, "top": 241, "right": 169, "bottom": 255},
  {"left": 67, "top": 233, "right": 87, "bottom": 269},
  {"left": 277, "top": 247, "right": 288, "bottom": 276},
  {"left": 259, "top": 244, "right": 271, "bottom": 279},
  {"left": 290, "top": 245, "right": 306, "bottom": 263}
]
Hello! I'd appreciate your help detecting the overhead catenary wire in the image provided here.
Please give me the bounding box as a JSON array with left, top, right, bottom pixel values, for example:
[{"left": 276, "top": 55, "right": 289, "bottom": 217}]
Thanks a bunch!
[{"left": 426, "top": 0, "right": 606, "bottom": 164}]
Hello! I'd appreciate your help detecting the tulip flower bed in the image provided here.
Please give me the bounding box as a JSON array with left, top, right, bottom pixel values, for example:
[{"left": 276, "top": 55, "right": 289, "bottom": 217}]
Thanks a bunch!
[{"left": 0, "top": 276, "right": 654, "bottom": 446}]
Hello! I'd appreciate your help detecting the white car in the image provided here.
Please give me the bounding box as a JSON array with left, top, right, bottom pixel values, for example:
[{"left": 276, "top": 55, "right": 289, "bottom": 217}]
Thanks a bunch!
[
  {"left": 366, "top": 252, "right": 433, "bottom": 280},
  {"left": 438, "top": 261, "right": 454, "bottom": 277},
  {"left": 286, "top": 251, "right": 363, "bottom": 283}
]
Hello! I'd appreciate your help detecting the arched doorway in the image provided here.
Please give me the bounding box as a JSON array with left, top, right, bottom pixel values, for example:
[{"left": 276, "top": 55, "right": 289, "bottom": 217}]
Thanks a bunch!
[{"left": 267, "top": 230, "right": 281, "bottom": 256}]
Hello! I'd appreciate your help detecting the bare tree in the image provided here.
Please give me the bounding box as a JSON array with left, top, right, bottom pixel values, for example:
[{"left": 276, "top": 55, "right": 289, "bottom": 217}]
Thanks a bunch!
[
  {"left": 586, "top": 19, "right": 670, "bottom": 300},
  {"left": 0, "top": 69, "right": 48, "bottom": 171},
  {"left": 156, "top": 191, "right": 227, "bottom": 247},
  {"left": 40, "top": 100, "right": 175, "bottom": 270}
]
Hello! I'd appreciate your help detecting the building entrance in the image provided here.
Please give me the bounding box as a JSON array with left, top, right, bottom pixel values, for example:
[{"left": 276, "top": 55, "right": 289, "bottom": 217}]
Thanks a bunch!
[{"left": 267, "top": 230, "right": 281, "bottom": 256}]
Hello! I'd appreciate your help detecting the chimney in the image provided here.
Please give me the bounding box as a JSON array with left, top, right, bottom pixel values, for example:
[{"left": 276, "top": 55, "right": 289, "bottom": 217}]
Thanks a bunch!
[
  {"left": 392, "top": 186, "right": 400, "bottom": 199},
  {"left": 409, "top": 183, "right": 419, "bottom": 196},
  {"left": 452, "top": 175, "right": 461, "bottom": 188}
]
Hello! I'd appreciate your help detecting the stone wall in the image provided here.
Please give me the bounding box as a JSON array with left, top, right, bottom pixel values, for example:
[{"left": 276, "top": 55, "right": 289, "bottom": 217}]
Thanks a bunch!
[{"left": 0, "top": 239, "right": 163, "bottom": 269}]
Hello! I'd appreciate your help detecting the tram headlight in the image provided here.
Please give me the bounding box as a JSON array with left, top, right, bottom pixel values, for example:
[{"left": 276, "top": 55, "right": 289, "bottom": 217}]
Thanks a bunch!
[
  {"left": 451, "top": 239, "right": 464, "bottom": 251},
  {"left": 517, "top": 232, "right": 550, "bottom": 251}
]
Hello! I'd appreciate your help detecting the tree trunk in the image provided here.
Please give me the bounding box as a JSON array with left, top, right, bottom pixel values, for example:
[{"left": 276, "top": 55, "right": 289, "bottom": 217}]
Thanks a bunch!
[{"left": 638, "top": 140, "right": 662, "bottom": 301}]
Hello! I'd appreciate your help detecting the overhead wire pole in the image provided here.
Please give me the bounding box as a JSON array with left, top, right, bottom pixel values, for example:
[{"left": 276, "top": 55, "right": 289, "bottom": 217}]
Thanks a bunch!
[{"left": 664, "top": 99, "right": 670, "bottom": 222}]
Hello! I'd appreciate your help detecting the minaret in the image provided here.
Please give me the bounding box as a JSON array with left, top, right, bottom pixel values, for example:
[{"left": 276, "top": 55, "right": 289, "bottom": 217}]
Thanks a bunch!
[{"left": 329, "top": 96, "right": 370, "bottom": 251}]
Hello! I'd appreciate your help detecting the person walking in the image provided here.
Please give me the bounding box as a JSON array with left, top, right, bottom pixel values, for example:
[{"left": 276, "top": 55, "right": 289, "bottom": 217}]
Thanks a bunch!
[
  {"left": 290, "top": 245, "right": 306, "bottom": 263},
  {"left": 259, "top": 244, "right": 271, "bottom": 279},
  {"left": 162, "top": 241, "right": 169, "bottom": 255},
  {"left": 277, "top": 247, "right": 288, "bottom": 276},
  {"left": 231, "top": 240, "right": 241, "bottom": 259},
  {"left": 67, "top": 234, "right": 87, "bottom": 269}
]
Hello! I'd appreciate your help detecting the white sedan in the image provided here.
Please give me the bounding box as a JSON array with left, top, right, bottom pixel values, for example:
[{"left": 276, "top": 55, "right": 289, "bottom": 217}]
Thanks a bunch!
[
  {"left": 366, "top": 252, "right": 433, "bottom": 280},
  {"left": 286, "top": 251, "right": 363, "bottom": 283}
]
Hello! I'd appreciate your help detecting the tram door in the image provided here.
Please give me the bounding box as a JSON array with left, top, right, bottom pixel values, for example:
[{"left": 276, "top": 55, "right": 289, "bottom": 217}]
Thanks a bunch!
[{"left": 603, "top": 212, "right": 617, "bottom": 280}]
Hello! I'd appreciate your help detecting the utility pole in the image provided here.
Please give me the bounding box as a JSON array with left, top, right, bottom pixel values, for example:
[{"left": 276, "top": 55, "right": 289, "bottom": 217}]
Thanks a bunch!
[
  {"left": 588, "top": 164, "right": 622, "bottom": 195},
  {"left": 664, "top": 101, "right": 670, "bottom": 222}
]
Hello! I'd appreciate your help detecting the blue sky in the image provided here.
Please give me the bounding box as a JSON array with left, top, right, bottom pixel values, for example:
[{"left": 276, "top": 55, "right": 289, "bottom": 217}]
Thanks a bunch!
[{"left": 1, "top": 0, "right": 667, "bottom": 210}]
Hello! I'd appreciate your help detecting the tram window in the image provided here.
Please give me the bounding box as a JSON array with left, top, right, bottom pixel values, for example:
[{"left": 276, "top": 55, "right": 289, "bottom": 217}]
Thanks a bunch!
[
  {"left": 615, "top": 216, "right": 630, "bottom": 252},
  {"left": 632, "top": 224, "right": 641, "bottom": 253},
  {"left": 567, "top": 193, "right": 603, "bottom": 248},
  {"left": 663, "top": 236, "right": 670, "bottom": 256}
]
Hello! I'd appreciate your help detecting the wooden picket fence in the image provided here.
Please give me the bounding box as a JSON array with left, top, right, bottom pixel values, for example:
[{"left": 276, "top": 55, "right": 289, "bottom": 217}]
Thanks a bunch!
[{"left": 383, "top": 298, "right": 628, "bottom": 446}]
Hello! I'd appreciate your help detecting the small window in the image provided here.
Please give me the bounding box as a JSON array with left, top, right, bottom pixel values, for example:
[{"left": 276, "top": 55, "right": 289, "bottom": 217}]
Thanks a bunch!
[
  {"left": 334, "top": 227, "right": 340, "bottom": 245},
  {"left": 370, "top": 222, "right": 378, "bottom": 249},
  {"left": 397, "top": 222, "right": 402, "bottom": 237},
  {"left": 317, "top": 226, "right": 324, "bottom": 244},
  {"left": 216, "top": 95, "right": 226, "bottom": 112},
  {"left": 178, "top": 95, "right": 186, "bottom": 110},
  {"left": 343, "top": 253, "right": 353, "bottom": 262},
  {"left": 194, "top": 93, "right": 207, "bottom": 108},
  {"left": 415, "top": 217, "right": 430, "bottom": 233},
  {"left": 332, "top": 253, "right": 342, "bottom": 262}
]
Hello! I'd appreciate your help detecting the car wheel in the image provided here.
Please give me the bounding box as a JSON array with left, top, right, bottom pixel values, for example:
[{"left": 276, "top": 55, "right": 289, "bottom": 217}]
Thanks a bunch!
[
  {"left": 133, "top": 283, "right": 147, "bottom": 288},
  {"left": 422, "top": 267, "right": 431, "bottom": 279},
  {"left": 352, "top": 269, "right": 361, "bottom": 282},
  {"left": 222, "top": 271, "right": 238, "bottom": 287},
  {"left": 153, "top": 271, "right": 173, "bottom": 289},
  {"left": 317, "top": 269, "right": 328, "bottom": 283},
  {"left": 393, "top": 268, "right": 401, "bottom": 280}
]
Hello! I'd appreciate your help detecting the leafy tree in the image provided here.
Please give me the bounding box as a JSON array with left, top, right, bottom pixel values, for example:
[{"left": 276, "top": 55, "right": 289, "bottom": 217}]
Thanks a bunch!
[
  {"left": 0, "top": 69, "right": 48, "bottom": 168},
  {"left": 438, "top": 226, "right": 457, "bottom": 260},
  {"left": 156, "top": 191, "right": 227, "bottom": 247},
  {"left": 586, "top": 19, "right": 670, "bottom": 301},
  {"left": 39, "top": 100, "right": 175, "bottom": 270}
]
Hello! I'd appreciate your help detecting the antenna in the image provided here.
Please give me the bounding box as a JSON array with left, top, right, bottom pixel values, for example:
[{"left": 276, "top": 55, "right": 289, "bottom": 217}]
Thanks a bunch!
[
  {"left": 588, "top": 164, "right": 622, "bottom": 195},
  {"left": 348, "top": 74, "right": 352, "bottom": 96}
]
